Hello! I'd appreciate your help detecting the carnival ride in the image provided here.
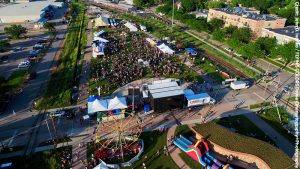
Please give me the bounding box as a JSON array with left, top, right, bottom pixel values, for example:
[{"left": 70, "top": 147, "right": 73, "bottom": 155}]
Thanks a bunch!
[
  {"left": 173, "top": 136, "right": 234, "bottom": 169},
  {"left": 95, "top": 112, "right": 143, "bottom": 162}
]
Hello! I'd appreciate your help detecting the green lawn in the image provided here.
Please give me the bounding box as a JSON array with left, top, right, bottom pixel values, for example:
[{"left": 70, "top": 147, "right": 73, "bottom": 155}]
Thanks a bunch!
[
  {"left": 215, "top": 115, "right": 276, "bottom": 145},
  {"left": 0, "top": 70, "right": 28, "bottom": 101},
  {"left": 130, "top": 131, "right": 179, "bottom": 169},
  {"left": 264, "top": 58, "right": 295, "bottom": 73},
  {"left": 179, "top": 151, "right": 202, "bottom": 169},
  {"left": 249, "top": 102, "right": 272, "bottom": 109},
  {"left": 174, "top": 125, "right": 194, "bottom": 137},
  {"left": 259, "top": 107, "right": 295, "bottom": 144},
  {"left": 0, "top": 146, "right": 72, "bottom": 169},
  {"left": 288, "top": 97, "right": 299, "bottom": 101},
  {"left": 194, "top": 123, "right": 295, "bottom": 169}
]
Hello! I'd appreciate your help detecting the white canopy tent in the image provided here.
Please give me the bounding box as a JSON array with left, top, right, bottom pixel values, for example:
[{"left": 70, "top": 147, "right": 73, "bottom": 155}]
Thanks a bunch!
[
  {"left": 88, "top": 99, "right": 108, "bottom": 114},
  {"left": 93, "top": 37, "right": 109, "bottom": 43},
  {"left": 107, "top": 97, "right": 127, "bottom": 110},
  {"left": 124, "top": 22, "right": 138, "bottom": 32},
  {"left": 156, "top": 43, "right": 175, "bottom": 55}
]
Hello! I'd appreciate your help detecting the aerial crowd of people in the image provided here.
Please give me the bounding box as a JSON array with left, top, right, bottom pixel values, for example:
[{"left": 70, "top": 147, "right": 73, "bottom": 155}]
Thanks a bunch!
[{"left": 90, "top": 24, "right": 184, "bottom": 94}]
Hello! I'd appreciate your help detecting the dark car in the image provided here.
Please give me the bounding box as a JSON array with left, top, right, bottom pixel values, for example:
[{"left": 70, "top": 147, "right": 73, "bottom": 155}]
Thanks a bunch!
[
  {"left": 1, "top": 55, "right": 8, "bottom": 63},
  {"left": 37, "top": 39, "right": 48, "bottom": 44},
  {"left": 29, "top": 71, "right": 37, "bottom": 80}
]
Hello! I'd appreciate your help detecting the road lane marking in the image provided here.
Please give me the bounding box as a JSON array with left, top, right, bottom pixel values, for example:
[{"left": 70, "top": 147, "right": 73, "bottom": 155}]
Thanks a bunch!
[
  {"left": 8, "top": 130, "right": 18, "bottom": 146},
  {"left": 254, "top": 92, "right": 265, "bottom": 101}
]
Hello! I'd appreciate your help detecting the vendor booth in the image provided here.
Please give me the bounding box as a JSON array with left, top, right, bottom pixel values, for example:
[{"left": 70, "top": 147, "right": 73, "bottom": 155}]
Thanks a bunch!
[
  {"left": 87, "top": 96, "right": 128, "bottom": 122},
  {"left": 156, "top": 43, "right": 175, "bottom": 55}
]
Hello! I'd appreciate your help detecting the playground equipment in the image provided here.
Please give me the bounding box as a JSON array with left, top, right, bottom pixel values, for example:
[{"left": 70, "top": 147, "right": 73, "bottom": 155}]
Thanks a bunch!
[{"left": 173, "top": 136, "right": 233, "bottom": 169}]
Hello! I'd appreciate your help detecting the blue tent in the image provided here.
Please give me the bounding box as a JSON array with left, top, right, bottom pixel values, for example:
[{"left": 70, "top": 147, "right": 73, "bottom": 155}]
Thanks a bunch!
[
  {"left": 88, "top": 95, "right": 101, "bottom": 102},
  {"left": 144, "top": 104, "right": 151, "bottom": 112},
  {"left": 185, "top": 48, "right": 197, "bottom": 55}
]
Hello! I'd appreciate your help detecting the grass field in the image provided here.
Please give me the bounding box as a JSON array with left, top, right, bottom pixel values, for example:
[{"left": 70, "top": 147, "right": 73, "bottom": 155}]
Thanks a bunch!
[
  {"left": 0, "top": 70, "right": 28, "bottom": 94},
  {"left": 215, "top": 115, "right": 276, "bottom": 145}
]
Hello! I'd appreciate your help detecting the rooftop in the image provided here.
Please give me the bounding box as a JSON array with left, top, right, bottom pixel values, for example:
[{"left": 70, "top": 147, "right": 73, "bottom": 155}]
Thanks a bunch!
[
  {"left": 266, "top": 26, "right": 296, "bottom": 38},
  {"left": 148, "top": 81, "right": 184, "bottom": 99},
  {"left": 213, "top": 7, "right": 283, "bottom": 21},
  {"left": 0, "top": 0, "right": 56, "bottom": 17}
]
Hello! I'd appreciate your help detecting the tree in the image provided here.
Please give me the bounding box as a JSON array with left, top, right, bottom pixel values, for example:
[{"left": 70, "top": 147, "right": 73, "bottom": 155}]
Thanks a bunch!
[
  {"left": 212, "top": 29, "right": 225, "bottom": 41},
  {"left": 255, "top": 37, "right": 277, "bottom": 55},
  {"left": 277, "top": 7, "right": 295, "bottom": 25},
  {"left": 43, "top": 22, "right": 55, "bottom": 31},
  {"left": 207, "top": 1, "right": 226, "bottom": 8},
  {"left": 208, "top": 18, "right": 224, "bottom": 32},
  {"left": 232, "top": 27, "right": 252, "bottom": 44},
  {"left": 271, "top": 42, "right": 295, "bottom": 63},
  {"left": 4, "top": 25, "right": 27, "bottom": 39},
  {"left": 240, "top": 42, "right": 264, "bottom": 59},
  {"left": 181, "top": 0, "right": 196, "bottom": 12},
  {"left": 133, "top": 0, "right": 144, "bottom": 8},
  {"left": 0, "top": 40, "right": 10, "bottom": 52},
  {"left": 223, "top": 25, "right": 238, "bottom": 38}
]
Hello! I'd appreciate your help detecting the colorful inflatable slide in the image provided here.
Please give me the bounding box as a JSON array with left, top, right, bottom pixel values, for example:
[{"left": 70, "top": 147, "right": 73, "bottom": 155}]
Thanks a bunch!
[{"left": 173, "top": 136, "right": 233, "bottom": 169}]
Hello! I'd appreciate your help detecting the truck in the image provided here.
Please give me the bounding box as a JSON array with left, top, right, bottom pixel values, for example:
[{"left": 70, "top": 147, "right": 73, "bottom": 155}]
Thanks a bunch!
[
  {"left": 230, "top": 81, "right": 249, "bottom": 90},
  {"left": 185, "top": 93, "right": 215, "bottom": 107}
]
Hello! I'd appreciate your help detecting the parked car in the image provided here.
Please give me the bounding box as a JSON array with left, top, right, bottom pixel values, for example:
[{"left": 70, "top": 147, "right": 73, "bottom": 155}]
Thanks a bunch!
[
  {"left": 33, "top": 44, "right": 45, "bottom": 50},
  {"left": 1, "top": 55, "right": 8, "bottom": 63},
  {"left": 37, "top": 39, "right": 47, "bottom": 44},
  {"left": 29, "top": 50, "right": 40, "bottom": 56},
  {"left": 18, "top": 60, "right": 30, "bottom": 68},
  {"left": 49, "top": 110, "right": 66, "bottom": 117}
]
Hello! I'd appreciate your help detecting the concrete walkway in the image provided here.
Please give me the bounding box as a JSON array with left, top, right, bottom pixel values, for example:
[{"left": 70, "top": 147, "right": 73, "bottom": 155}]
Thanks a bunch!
[
  {"left": 167, "top": 126, "right": 191, "bottom": 169},
  {"left": 71, "top": 143, "right": 87, "bottom": 169},
  {"left": 78, "top": 18, "right": 93, "bottom": 105},
  {"left": 244, "top": 113, "right": 295, "bottom": 157}
]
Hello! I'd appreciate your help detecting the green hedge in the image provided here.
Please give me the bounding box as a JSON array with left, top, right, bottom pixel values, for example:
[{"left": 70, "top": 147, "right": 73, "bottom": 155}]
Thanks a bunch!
[
  {"left": 193, "top": 123, "right": 294, "bottom": 169},
  {"left": 249, "top": 102, "right": 272, "bottom": 109}
]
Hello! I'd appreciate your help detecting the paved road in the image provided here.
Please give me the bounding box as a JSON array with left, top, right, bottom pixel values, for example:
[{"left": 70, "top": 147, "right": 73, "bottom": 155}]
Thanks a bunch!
[{"left": 0, "top": 7, "right": 68, "bottom": 149}]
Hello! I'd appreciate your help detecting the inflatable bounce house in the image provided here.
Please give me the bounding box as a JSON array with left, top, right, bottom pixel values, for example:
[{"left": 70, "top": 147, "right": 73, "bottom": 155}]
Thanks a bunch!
[{"left": 173, "top": 136, "right": 233, "bottom": 169}]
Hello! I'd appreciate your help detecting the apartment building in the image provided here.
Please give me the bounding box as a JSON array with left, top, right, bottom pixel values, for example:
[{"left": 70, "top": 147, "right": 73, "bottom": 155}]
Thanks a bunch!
[
  {"left": 207, "top": 7, "right": 286, "bottom": 38},
  {"left": 261, "top": 26, "right": 297, "bottom": 44}
]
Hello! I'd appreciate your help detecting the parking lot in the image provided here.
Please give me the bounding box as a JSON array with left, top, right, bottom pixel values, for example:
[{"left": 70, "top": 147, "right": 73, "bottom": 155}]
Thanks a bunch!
[{"left": 0, "top": 31, "right": 51, "bottom": 79}]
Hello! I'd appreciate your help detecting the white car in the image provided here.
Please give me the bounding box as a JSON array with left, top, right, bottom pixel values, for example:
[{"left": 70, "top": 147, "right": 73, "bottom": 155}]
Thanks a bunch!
[
  {"left": 49, "top": 110, "right": 66, "bottom": 117},
  {"left": 18, "top": 60, "right": 31, "bottom": 68},
  {"left": 224, "top": 47, "right": 232, "bottom": 52},
  {"left": 29, "top": 50, "right": 40, "bottom": 56}
]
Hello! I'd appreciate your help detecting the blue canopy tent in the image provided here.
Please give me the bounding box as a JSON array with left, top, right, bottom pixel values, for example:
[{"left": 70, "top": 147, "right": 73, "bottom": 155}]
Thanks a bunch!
[
  {"left": 185, "top": 48, "right": 197, "bottom": 56},
  {"left": 144, "top": 104, "right": 151, "bottom": 113}
]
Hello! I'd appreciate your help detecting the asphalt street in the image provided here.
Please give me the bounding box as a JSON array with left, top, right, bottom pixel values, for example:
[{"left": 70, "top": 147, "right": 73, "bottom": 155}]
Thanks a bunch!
[{"left": 0, "top": 7, "right": 68, "bottom": 149}]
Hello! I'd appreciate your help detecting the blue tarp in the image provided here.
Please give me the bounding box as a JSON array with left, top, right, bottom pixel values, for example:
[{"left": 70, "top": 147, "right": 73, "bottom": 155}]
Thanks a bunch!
[
  {"left": 185, "top": 48, "right": 197, "bottom": 55},
  {"left": 144, "top": 104, "right": 150, "bottom": 112},
  {"left": 88, "top": 95, "right": 101, "bottom": 102}
]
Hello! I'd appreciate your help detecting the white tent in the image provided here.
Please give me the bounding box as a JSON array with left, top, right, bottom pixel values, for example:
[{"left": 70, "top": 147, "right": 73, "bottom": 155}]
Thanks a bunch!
[
  {"left": 107, "top": 97, "right": 127, "bottom": 110},
  {"left": 124, "top": 22, "right": 138, "bottom": 32},
  {"left": 93, "top": 161, "right": 109, "bottom": 169},
  {"left": 88, "top": 99, "right": 108, "bottom": 114},
  {"left": 93, "top": 37, "right": 109, "bottom": 43},
  {"left": 94, "top": 30, "right": 106, "bottom": 37},
  {"left": 157, "top": 43, "right": 175, "bottom": 55}
]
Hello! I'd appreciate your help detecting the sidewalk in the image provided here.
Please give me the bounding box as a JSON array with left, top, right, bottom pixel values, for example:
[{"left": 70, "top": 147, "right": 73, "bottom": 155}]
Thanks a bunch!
[
  {"left": 167, "top": 126, "right": 191, "bottom": 169},
  {"left": 78, "top": 19, "right": 93, "bottom": 104},
  {"left": 244, "top": 113, "right": 295, "bottom": 157}
]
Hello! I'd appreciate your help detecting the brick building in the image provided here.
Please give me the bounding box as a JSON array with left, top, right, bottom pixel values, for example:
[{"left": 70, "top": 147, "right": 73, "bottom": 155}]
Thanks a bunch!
[{"left": 207, "top": 7, "right": 286, "bottom": 38}]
